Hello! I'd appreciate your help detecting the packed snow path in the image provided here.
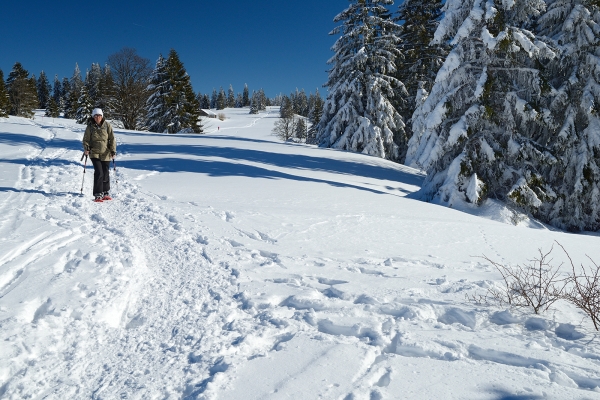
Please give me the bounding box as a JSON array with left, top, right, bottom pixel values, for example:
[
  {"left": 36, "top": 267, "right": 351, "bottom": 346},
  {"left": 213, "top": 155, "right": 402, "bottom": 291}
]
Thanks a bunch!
[{"left": 1, "top": 110, "right": 600, "bottom": 399}]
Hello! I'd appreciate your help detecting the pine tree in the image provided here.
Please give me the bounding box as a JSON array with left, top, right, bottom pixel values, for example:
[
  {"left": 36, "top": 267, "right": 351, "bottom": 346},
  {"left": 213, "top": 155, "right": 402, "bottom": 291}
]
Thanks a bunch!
[
  {"left": 52, "top": 75, "right": 62, "bottom": 103},
  {"left": 76, "top": 84, "right": 93, "bottom": 124},
  {"left": 64, "top": 64, "right": 83, "bottom": 119},
  {"left": 257, "top": 88, "right": 267, "bottom": 111},
  {"left": 0, "top": 70, "right": 10, "bottom": 117},
  {"left": 394, "top": 0, "right": 448, "bottom": 128},
  {"left": 280, "top": 95, "right": 294, "bottom": 118},
  {"left": 227, "top": 84, "right": 235, "bottom": 108},
  {"left": 98, "top": 64, "right": 116, "bottom": 119},
  {"left": 6, "top": 62, "right": 38, "bottom": 118},
  {"left": 151, "top": 49, "right": 203, "bottom": 133},
  {"left": 235, "top": 93, "right": 243, "bottom": 108},
  {"left": 36, "top": 71, "right": 52, "bottom": 109},
  {"left": 45, "top": 97, "right": 60, "bottom": 118},
  {"left": 293, "top": 88, "right": 309, "bottom": 117},
  {"left": 407, "top": 0, "right": 555, "bottom": 211},
  {"left": 533, "top": 0, "right": 600, "bottom": 230},
  {"left": 210, "top": 88, "right": 218, "bottom": 109},
  {"left": 146, "top": 54, "right": 170, "bottom": 132},
  {"left": 202, "top": 94, "right": 210, "bottom": 109},
  {"left": 317, "top": 0, "right": 406, "bottom": 161},
  {"left": 249, "top": 91, "right": 259, "bottom": 114},
  {"left": 242, "top": 83, "right": 250, "bottom": 106},
  {"left": 87, "top": 63, "right": 102, "bottom": 104},
  {"left": 217, "top": 86, "right": 226, "bottom": 110},
  {"left": 61, "top": 78, "right": 70, "bottom": 114}
]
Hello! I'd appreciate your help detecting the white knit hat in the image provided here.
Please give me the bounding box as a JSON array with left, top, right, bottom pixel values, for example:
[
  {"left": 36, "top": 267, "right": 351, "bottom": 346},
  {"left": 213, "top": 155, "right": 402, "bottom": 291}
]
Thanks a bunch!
[{"left": 92, "top": 108, "right": 103, "bottom": 117}]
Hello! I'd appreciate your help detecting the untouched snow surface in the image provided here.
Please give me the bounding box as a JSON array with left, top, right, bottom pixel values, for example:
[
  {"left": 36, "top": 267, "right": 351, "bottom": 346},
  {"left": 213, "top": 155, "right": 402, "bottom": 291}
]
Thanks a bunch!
[{"left": 1, "top": 108, "right": 599, "bottom": 399}]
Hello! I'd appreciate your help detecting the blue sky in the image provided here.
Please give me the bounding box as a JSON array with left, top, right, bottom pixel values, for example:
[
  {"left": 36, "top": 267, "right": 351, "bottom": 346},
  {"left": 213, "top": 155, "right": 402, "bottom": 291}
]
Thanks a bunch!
[{"left": 1, "top": 1, "right": 356, "bottom": 99}]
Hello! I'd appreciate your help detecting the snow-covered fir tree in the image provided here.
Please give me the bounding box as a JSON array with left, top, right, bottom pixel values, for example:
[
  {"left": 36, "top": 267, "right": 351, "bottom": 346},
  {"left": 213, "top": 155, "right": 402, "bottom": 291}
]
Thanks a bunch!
[
  {"left": 6, "top": 62, "right": 38, "bottom": 118},
  {"left": 98, "top": 64, "right": 116, "bottom": 119},
  {"left": 0, "top": 69, "right": 10, "bottom": 117},
  {"left": 201, "top": 94, "right": 210, "bottom": 109},
  {"left": 76, "top": 83, "right": 93, "bottom": 124},
  {"left": 217, "top": 87, "right": 226, "bottom": 110},
  {"left": 45, "top": 97, "right": 60, "bottom": 118},
  {"left": 146, "top": 54, "right": 170, "bottom": 132},
  {"left": 52, "top": 75, "right": 62, "bottom": 104},
  {"left": 280, "top": 95, "right": 293, "bottom": 118},
  {"left": 159, "top": 49, "right": 202, "bottom": 133},
  {"left": 60, "top": 78, "right": 70, "bottom": 115},
  {"left": 36, "top": 71, "right": 52, "bottom": 109},
  {"left": 532, "top": 0, "right": 600, "bottom": 230},
  {"left": 210, "top": 89, "right": 218, "bottom": 109},
  {"left": 406, "top": 0, "right": 555, "bottom": 214},
  {"left": 227, "top": 84, "right": 235, "bottom": 108},
  {"left": 293, "top": 88, "right": 309, "bottom": 117},
  {"left": 64, "top": 64, "right": 83, "bottom": 119},
  {"left": 86, "top": 63, "right": 102, "bottom": 104},
  {"left": 249, "top": 91, "right": 259, "bottom": 114},
  {"left": 308, "top": 88, "right": 325, "bottom": 126},
  {"left": 257, "top": 88, "right": 267, "bottom": 111},
  {"left": 243, "top": 83, "right": 250, "bottom": 107},
  {"left": 394, "top": 0, "right": 448, "bottom": 126},
  {"left": 235, "top": 93, "right": 243, "bottom": 108},
  {"left": 317, "top": 0, "right": 406, "bottom": 162}
]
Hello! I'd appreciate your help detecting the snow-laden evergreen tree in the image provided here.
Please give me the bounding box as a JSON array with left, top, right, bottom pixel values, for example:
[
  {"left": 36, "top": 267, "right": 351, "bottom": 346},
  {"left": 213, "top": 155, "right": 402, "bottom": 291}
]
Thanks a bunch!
[
  {"left": 146, "top": 54, "right": 170, "bottom": 132},
  {"left": 76, "top": 83, "right": 93, "bottom": 124},
  {"left": 98, "top": 64, "right": 116, "bottom": 119},
  {"left": 217, "top": 86, "right": 226, "bottom": 110},
  {"left": 6, "top": 62, "right": 38, "bottom": 117},
  {"left": 156, "top": 49, "right": 203, "bottom": 133},
  {"left": 249, "top": 91, "right": 259, "bottom": 114},
  {"left": 532, "top": 0, "right": 600, "bottom": 230},
  {"left": 201, "top": 94, "right": 210, "bottom": 109},
  {"left": 52, "top": 75, "right": 62, "bottom": 103},
  {"left": 61, "top": 77, "right": 70, "bottom": 114},
  {"left": 394, "top": 0, "right": 448, "bottom": 127},
  {"left": 293, "top": 88, "right": 309, "bottom": 116},
  {"left": 280, "top": 95, "right": 293, "bottom": 118},
  {"left": 257, "top": 88, "right": 267, "bottom": 111},
  {"left": 0, "top": 69, "right": 10, "bottom": 117},
  {"left": 210, "top": 89, "right": 217, "bottom": 109},
  {"left": 243, "top": 83, "right": 250, "bottom": 107},
  {"left": 45, "top": 97, "right": 60, "bottom": 118},
  {"left": 406, "top": 0, "right": 556, "bottom": 212},
  {"left": 64, "top": 64, "right": 83, "bottom": 119},
  {"left": 317, "top": 0, "right": 406, "bottom": 162},
  {"left": 227, "top": 84, "right": 235, "bottom": 108},
  {"left": 86, "top": 63, "right": 102, "bottom": 104},
  {"left": 36, "top": 71, "right": 52, "bottom": 109},
  {"left": 235, "top": 93, "right": 243, "bottom": 108}
]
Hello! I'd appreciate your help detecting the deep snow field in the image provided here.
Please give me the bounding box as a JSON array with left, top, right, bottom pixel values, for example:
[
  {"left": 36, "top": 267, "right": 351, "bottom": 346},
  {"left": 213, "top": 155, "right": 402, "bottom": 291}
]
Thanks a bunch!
[{"left": 0, "top": 108, "right": 599, "bottom": 399}]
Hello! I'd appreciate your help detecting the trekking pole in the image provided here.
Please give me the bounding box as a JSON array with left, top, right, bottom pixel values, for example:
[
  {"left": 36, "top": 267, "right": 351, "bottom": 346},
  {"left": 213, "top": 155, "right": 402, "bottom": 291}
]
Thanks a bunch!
[
  {"left": 113, "top": 157, "right": 118, "bottom": 194},
  {"left": 80, "top": 153, "right": 88, "bottom": 195}
]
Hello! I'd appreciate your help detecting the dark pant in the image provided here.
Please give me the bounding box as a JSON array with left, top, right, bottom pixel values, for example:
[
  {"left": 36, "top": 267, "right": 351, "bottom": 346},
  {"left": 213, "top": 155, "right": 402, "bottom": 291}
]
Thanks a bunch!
[{"left": 91, "top": 158, "right": 111, "bottom": 196}]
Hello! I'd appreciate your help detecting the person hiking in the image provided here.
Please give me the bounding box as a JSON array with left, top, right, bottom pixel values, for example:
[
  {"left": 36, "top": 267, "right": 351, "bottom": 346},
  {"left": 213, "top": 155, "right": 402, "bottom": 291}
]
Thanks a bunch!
[{"left": 82, "top": 108, "right": 116, "bottom": 202}]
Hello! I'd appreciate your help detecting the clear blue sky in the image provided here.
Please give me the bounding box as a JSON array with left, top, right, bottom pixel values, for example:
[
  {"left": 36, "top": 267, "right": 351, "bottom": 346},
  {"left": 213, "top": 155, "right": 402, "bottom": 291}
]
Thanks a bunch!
[{"left": 1, "top": 1, "right": 356, "bottom": 99}]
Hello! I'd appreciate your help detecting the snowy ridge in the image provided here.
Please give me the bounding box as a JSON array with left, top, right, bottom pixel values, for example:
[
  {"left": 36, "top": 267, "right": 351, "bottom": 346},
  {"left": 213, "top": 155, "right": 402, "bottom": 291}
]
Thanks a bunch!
[{"left": 1, "top": 109, "right": 600, "bottom": 399}]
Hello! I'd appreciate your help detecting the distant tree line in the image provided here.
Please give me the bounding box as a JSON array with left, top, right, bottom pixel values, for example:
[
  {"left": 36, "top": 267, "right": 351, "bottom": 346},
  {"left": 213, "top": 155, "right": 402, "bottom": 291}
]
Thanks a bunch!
[{"left": 0, "top": 47, "right": 284, "bottom": 134}]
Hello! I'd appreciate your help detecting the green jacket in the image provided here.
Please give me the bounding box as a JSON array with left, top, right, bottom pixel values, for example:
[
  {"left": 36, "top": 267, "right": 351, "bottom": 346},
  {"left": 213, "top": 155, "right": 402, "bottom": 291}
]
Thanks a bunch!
[{"left": 82, "top": 117, "right": 116, "bottom": 161}]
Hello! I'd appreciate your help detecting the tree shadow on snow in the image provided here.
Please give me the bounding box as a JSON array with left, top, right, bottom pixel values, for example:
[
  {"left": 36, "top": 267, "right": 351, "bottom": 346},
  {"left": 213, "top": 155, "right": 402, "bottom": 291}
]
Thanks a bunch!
[
  {"left": 0, "top": 187, "right": 74, "bottom": 197},
  {"left": 117, "top": 139, "right": 424, "bottom": 187},
  {"left": 118, "top": 157, "right": 392, "bottom": 195},
  {"left": 0, "top": 132, "right": 83, "bottom": 153}
]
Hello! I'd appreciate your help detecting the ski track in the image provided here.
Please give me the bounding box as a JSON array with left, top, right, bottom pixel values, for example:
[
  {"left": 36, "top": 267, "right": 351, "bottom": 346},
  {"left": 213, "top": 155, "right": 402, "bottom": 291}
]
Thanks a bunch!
[{"left": 1, "top": 116, "right": 600, "bottom": 399}]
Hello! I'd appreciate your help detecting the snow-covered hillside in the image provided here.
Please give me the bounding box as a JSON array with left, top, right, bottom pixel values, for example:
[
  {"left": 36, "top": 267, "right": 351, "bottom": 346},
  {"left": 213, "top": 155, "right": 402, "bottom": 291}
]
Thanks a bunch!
[{"left": 1, "top": 108, "right": 599, "bottom": 399}]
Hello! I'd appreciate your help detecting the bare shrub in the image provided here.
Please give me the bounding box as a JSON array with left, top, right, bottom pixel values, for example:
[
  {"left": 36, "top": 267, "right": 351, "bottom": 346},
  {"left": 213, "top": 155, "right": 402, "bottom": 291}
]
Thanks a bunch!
[
  {"left": 218, "top": 113, "right": 226, "bottom": 121},
  {"left": 558, "top": 242, "right": 600, "bottom": 330},
  {"left": 478, "top": 245, "right": 567, "bottom": 314},
  {"left": 272, "top": 116, "right": 297, "bottom": 141}
]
